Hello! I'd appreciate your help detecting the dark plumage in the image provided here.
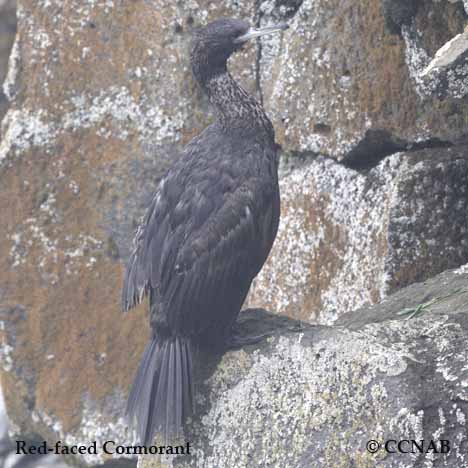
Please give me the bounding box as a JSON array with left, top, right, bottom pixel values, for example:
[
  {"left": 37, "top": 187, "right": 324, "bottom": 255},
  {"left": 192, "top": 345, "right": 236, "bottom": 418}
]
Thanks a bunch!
[{"left": 122, "top": 18, "right": 288, "bottom": 445}]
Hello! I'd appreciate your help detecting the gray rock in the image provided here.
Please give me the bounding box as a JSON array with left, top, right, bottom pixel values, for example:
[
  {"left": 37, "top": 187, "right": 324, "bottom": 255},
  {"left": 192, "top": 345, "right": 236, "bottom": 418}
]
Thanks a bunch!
[
  {"left": 449, "top": 0, "right": 468, "bottom": 15},
  {"left": 419, "top": 27, "right": 468, "bottom": 99},
  {"left": 395, "top": 0, "right": 468, "bottom": 99},
  {"left": 0, "top": 0, "right": 16, "bottom": 127},
  {"left": 403, "top": 23, "right": 468, "bottom": 99},
  {"left": 259, "top": 0, "right": 468, "bottom": 160},
  {"left": 140, "top": 265, "right": 468, "bottom": 468},
  {"left": 0, "top": 389, "right": 71, "bottom": 468},
  {"left": 247, "top": 146, "right": 468, "bottom": 324}
]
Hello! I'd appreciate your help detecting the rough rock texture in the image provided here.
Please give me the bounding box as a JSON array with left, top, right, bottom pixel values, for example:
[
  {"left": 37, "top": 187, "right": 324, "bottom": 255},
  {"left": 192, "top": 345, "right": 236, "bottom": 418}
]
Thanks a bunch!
[
  {"left": 387, "top": 0, "right": 468, "bottom": 100},
  {"left": 450, "top": 0, "right": 468, "bottom": 15},
  {"left": 381, "top": 0, "right": 420, "bottom": 34},
  {"left": 1, "top": 1, "right": 467, "bottom": 163},
  {"left": 259, "top": 0, "right": 468, "bottom": 159},
  {"left": 0, "top": 0, "right": 16, "bottom": 127},
  {"left": 140, "top": 266, "right": 468, "bottom": 468},
  {"left": 1, "top": 1, "right": 468, "bottom": 467},
  {"left": 247, "top": 146, "right": 468, "bottom": 324},
  {"left": 423, "top": 28, "right": 468, "bottom": 75},
  {"left": 420, "top": 27, "right": 468, "bottom": 98}
]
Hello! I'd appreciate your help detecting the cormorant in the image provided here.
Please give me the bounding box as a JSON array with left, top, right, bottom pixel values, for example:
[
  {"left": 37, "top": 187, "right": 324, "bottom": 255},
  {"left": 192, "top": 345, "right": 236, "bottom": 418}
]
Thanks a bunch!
[{"left": 122, "top": 18, "right": 288, "bottom": 445}]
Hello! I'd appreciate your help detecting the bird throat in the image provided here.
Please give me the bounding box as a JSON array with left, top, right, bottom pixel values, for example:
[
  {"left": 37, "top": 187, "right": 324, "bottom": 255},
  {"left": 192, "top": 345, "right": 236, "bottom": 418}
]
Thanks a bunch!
[{"left": 203, "top": 71, "right": 274, "bottom": 138}]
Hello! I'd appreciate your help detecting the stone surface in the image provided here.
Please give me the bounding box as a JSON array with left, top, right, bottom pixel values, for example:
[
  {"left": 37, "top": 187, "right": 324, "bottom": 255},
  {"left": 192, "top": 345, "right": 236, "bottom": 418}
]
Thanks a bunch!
[
  {"left": 140, "top": 266, "right": 468, "bottom": 468},
  {"left": 380, "top": 0, "right": 468, "bottom": 100},
  {"left": 259, "top": 0, "right": 468, "bottom": 160},
  {"left": 423, "top": 29, "right": 468, "bottom": 75},
  {"left": 420, "top": 27, "right": 468, "bottom": 99},
  {"left": 448, "top": 0, "right": 468, "bottom": 15},
  {"left": 247, "top": 146, "right": 468, "bottom": 324},
  {"left": 1, "top": 1, "right": 468, "bottom": 467},
  {"left": 0, "top": 0, "right": 16, "bottom": 127},
  {"left": 1, "top": 1, "right": 467, "bottom": 164}
]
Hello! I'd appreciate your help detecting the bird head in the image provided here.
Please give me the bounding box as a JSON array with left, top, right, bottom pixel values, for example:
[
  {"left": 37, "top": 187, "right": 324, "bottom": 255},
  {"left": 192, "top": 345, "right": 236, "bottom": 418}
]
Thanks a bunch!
[{"left": 190, "top": 18, "right": 288, "bottom": 82}]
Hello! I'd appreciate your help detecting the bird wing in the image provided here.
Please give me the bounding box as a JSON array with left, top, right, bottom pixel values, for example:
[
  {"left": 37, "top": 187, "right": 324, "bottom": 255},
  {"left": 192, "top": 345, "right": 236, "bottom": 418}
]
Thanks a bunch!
[
  {"left": 159, "top": 177, "right": 277, "bottom": 333},
  {"left": 122, "top": 127, "right": 216, "bottom": 313},
  {"left": 122, "top": 168, "right": 277, "bottom": 323},
  {"left": 121, "top": 193, "right": 158, "bottom": 312}
]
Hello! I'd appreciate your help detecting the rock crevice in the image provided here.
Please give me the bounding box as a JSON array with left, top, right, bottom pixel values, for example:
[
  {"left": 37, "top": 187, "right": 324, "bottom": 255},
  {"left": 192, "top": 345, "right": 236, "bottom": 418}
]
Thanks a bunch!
[{"left": 342, "top": 129, "right": 454, "bottom": 171}]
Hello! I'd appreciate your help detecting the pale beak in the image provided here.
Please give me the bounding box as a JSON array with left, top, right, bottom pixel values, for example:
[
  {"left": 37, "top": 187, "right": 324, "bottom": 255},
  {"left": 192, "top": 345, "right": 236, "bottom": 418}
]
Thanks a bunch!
[{"left": 234, "top": 23, "right": 289, "bottom": 43}]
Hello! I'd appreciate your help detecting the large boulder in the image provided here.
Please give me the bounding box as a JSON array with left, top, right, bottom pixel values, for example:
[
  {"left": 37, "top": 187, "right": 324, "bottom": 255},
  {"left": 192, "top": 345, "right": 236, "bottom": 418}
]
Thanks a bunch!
[
  {"left": 1, "top": 1, "right": 468, "bottom": 467},
  {"left": 259, "top": 0, "right": 468, "bottom": 160},
  {"left": 247, "top": 146, "right": 468, "bottom": 324},
  {"left": 140, "top": 265, "right": 468, "bottom": 468}
]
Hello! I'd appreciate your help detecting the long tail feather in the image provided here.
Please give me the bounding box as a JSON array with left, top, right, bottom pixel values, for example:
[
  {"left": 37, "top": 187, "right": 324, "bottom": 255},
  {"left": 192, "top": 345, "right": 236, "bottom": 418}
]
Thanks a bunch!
[{"left": 126, "top": 336, "right": 193, "bottom": 445}]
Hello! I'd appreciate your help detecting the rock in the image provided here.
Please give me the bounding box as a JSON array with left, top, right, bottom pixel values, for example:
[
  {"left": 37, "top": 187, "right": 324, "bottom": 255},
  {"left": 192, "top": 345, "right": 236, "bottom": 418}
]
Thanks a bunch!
[
  {"left": 380, "top": 0, "right": 468, "bottom": 99},
  {"left": 450, "top": 0, "right": 468, "bottom": 15},
  {"left": 0, "top": 0, "right": 261, "bottom": 257},
  {"left": 403, "top": 22, "right": 468, "bottom": 99},
  {"left": 0, "top": 0, "right": 16, "bottom": 127},
  {"left": 247, "top": 146, "right": 468, "bottom": 324},
  {"left": 1, "top": 1, "right": 468, "bottom": 467},
  {"left": 259, "top": 0, "right": 468, "bottom": 159},
  {"left": 422, "top": 29, "right": 468, "bottom": 76},
  {"left": 419, "top": 28, "right": 468, "bottom": 99},
  {"left": 139, "top": 266, "right": 468, "bottom": 468},
  {"left": 381, "top": 0, "right": 420, "bottom": 35}
]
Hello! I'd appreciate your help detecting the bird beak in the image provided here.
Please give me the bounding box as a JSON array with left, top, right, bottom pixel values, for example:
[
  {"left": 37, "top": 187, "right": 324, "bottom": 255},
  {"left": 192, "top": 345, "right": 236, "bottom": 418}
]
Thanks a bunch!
[{"left": 234, "top": 23, "right": 289, "bottom": 43}]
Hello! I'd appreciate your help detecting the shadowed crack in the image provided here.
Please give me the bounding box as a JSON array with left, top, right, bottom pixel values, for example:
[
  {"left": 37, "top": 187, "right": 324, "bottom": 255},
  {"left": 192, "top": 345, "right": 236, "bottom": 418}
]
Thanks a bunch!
[
  {"left": 254, "top": 0, "right": 305, "bottom": 105},
  {"left": 280, "top": 129, "right": 460, "bottom": 176},
  {"left": 342, "top": 129, "right": 453, "bottom": 172}
]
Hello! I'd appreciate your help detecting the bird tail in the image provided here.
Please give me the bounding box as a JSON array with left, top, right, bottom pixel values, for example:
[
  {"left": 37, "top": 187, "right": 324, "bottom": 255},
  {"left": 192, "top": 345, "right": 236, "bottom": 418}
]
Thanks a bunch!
[{"left": 126, "top": 336, "right": 193, "bottom": 445}]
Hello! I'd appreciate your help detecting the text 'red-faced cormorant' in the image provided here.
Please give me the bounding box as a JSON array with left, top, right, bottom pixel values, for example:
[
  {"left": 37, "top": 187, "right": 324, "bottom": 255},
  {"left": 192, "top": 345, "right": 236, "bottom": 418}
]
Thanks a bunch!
[{"left": 122, "top": 18, "right": 288, "bottom": 445}]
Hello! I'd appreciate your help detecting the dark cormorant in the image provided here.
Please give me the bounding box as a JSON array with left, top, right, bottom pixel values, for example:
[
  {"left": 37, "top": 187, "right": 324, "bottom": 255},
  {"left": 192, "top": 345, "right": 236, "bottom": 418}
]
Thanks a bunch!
[{"left": 122, "top": 18, "right": 288, "bottom": 445}]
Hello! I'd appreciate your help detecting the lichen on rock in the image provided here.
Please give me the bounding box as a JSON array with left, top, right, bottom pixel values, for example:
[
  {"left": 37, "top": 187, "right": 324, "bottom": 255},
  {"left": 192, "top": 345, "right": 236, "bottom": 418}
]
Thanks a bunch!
[
  {"left": 260, "top": 0, "right": 468, "bottom": 160},
  {"left": 247, "top": 146, "right": 468, "bottom": 324},
  {"left": 0, "top": 0, "right": 16, "bottom": 123},
  {"left": 140, "top": 267, "right": 468, "bottom": 468}
]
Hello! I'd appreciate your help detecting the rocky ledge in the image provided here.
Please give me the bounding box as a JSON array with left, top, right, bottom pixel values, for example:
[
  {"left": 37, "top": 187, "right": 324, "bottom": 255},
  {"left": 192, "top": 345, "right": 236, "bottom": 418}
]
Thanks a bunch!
[{"left": 140, "top": 265, "right": 468, "bottom": 468}]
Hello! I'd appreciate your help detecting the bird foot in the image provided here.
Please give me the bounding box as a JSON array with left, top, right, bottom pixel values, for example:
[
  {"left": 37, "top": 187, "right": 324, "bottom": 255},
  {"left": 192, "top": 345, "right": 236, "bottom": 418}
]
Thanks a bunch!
[{"left": 226, "top": 331, "right": 270, "bottom": 350}]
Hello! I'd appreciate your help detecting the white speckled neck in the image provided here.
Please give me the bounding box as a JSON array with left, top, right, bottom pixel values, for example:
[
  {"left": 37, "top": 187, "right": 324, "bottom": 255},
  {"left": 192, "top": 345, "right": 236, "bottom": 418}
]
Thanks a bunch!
[{"left": 204, "top": 71, "right": 274, "bottom": 137}]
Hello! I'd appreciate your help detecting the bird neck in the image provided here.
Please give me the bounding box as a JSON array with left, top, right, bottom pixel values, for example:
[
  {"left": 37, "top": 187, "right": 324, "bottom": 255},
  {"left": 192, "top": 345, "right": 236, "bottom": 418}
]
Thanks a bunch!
[{"left": 203, "top": 70, "right": 274, "bottom": 138}]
